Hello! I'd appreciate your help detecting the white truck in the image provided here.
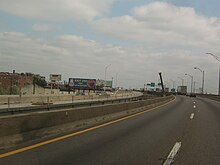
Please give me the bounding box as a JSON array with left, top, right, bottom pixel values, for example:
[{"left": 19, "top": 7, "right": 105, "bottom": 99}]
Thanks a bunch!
[{"left": 177, "top": 86, "right": 187, "bottom": 95}]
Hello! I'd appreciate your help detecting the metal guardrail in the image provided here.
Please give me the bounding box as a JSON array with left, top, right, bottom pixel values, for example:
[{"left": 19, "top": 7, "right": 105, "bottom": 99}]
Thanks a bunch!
[{"left": 0, "top": 95, "right": 144, "bottom": 116}]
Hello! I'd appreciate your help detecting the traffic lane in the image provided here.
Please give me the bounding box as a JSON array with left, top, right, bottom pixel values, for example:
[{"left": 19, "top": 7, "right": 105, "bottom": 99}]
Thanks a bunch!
[
  {"left": 175, "top": 97, "right": 220, "bottom": 165},
  {"left": 0, "top": 96, "right": 193, "bottom": 165},
  {"left": 0, "top": 96, "right": 190, "bottom": 165},
  {"left": 54, "top": 96, "right": 189, "bottom": 165}
]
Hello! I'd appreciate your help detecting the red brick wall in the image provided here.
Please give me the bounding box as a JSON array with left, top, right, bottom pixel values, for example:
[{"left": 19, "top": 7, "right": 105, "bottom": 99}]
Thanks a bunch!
[{"left": 0, "top": 73, "right": 33, "bottom": 89}]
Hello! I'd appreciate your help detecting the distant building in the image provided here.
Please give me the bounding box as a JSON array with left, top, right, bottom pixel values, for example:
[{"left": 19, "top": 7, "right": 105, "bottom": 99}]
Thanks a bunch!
[
  {"left": 0, "top": 70, "right": 45, "bottom": 94},
  {"left": 0, "top": 71, "right": 33, "bottom": 88}
]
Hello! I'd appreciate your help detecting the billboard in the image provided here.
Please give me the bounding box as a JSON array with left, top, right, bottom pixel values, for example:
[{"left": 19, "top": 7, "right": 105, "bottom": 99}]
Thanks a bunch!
[
  {"left": 96, "top": 79, "right": 105, "bottom": 87},
  {"left": 106, "top": 81, "right": 113, "bottom": 87},
  {"left": 69, "top": 78, "right": 96, "bottom": 89},
  {"left": 96, "top": 79, "right": 113, "bottom": 87},
  {"left": 50, "top": 74, "right": 61, "bottom": 81}
]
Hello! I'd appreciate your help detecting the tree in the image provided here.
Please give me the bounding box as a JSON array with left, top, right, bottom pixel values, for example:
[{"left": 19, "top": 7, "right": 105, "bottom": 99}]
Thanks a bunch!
[
  {"left": 33, "top": 76, "right": 47, "bottom": 87},
  {"left": 33, "top": 76, "right": 47, "bottom": 94}
]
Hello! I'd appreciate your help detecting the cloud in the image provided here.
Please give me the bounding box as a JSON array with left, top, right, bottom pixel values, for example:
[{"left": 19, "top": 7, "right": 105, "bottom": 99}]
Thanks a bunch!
[
  {"left": 91, "top": 2, "right": 220, "bottom": 51},
  {"left": 0, "top": 32, "right": 219, "bottom": 93},
  {"left": 0, "top": 0, "right": 115, "bottom": 21},
  {"left": 0, "top": 32, "right": 146, "bottom": 80},
  {"left": 32, "top": 24, "right": 54, "bottom": 32},
  {"left": 1, "top": 2, "right": 220, "bottom": 93}
]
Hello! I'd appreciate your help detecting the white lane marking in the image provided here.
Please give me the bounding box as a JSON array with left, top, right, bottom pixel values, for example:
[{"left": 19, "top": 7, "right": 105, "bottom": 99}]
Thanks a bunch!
[
  {"left": 193, "top": 105, "right": 196, "bottom": 109},
  {"left": 190, "top": 113, "right": 194, "bottom": 119},
  {"left": 163, "top": 142, "right": 181, "bottom": 165},
  {"left": 193, "top": 101, "right": 196, "bottom": 104}
]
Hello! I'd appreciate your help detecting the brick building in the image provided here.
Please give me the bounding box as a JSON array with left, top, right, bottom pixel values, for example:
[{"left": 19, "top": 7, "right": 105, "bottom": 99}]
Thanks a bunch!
[
  {"left": 0, "top": 71, "right": 33, "bottom": 89},
  {"left": 0, "top": 70, "right": 46, "bottom": 94}
]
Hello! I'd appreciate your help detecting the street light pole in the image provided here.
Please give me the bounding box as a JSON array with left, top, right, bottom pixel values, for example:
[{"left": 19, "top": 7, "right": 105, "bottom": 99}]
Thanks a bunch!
[
  {"left": 194, "top": 81, "right": 196, "bottom": 93},
  {"left": 185, "top": 73, "right": 193, "bottom": 94},
  {"left": 194, "top": 67, "right": 205, "bottom": 94},
  {"left": 164, "top": 81, "right": 170, "bottom": 88},
  {"left": 170, "top": 79, "right": 175, "bottom": 89},
  {"left": 111, "top": 77, "right": 114, "bottom": 89},
  {"left": 104, "top": 64, "right": 111, "bottom": 91},
  {"left": 206, "top": 53, "right": 220, "bottom": 95},
  {"left": 177, "top": 77, "right": 184, "bottom": 86},
  {"left": 219, "top": 66, "right": 220, "bottom": 95},
  {"left": 115, "top": 72, "right": 119, "bottom": 89}
]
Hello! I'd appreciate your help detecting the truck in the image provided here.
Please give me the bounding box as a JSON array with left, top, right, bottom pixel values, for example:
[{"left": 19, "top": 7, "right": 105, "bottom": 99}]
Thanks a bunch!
[
  {"left": 177, "top": 86, "right": 187, "bottom": 95},
  {"left": 170, "top": 88, "right": 176, "bottom": 95}
]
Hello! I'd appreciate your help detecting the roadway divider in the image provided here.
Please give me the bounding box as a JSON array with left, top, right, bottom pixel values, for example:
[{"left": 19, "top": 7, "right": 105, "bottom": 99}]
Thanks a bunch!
[
  {"left": 0, "top": 91, "right": 142, "bottom": 105},
  {"left": 198, "top": 94, "right": 220, "bottom": 102},
  {"left": 0, "top": 95, "right": 174, "bottom": 150},
  {"left": 0, "top": 95, "right": 143, "bottom": 115}
]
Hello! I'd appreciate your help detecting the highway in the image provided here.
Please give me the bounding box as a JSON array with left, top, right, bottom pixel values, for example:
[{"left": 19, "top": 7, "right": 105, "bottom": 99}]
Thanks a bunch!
[{"left": 0, "top": 95, "right": 220, "bottom": 165}]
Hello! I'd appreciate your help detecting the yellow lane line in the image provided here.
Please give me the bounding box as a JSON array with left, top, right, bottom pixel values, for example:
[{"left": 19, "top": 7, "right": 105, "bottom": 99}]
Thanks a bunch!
[{"left": 0, "top": 96, "right": 176, "bottom": 159}]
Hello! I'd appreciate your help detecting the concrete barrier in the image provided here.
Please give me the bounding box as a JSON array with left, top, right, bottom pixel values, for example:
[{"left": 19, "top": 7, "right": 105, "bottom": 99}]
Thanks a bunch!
[
  {"left": 198, "top": 94, "right": 220, "bottom": 102},
  {"left": 0, "top": 91, "right": 142, "bottom": 105},
  {"left": 0, "top": 95, "right": 174, "bottom": 149}
]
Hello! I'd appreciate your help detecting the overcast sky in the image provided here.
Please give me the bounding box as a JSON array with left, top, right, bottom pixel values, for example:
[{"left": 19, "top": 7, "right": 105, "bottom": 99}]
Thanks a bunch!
[{"left": 1, "top": 0, "right": 220, "bottom": 93}]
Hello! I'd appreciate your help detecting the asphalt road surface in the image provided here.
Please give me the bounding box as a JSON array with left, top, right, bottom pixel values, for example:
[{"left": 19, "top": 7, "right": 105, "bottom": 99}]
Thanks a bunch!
[{"left": 0, "top": 95, "right": 220, "bottom": 165}]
